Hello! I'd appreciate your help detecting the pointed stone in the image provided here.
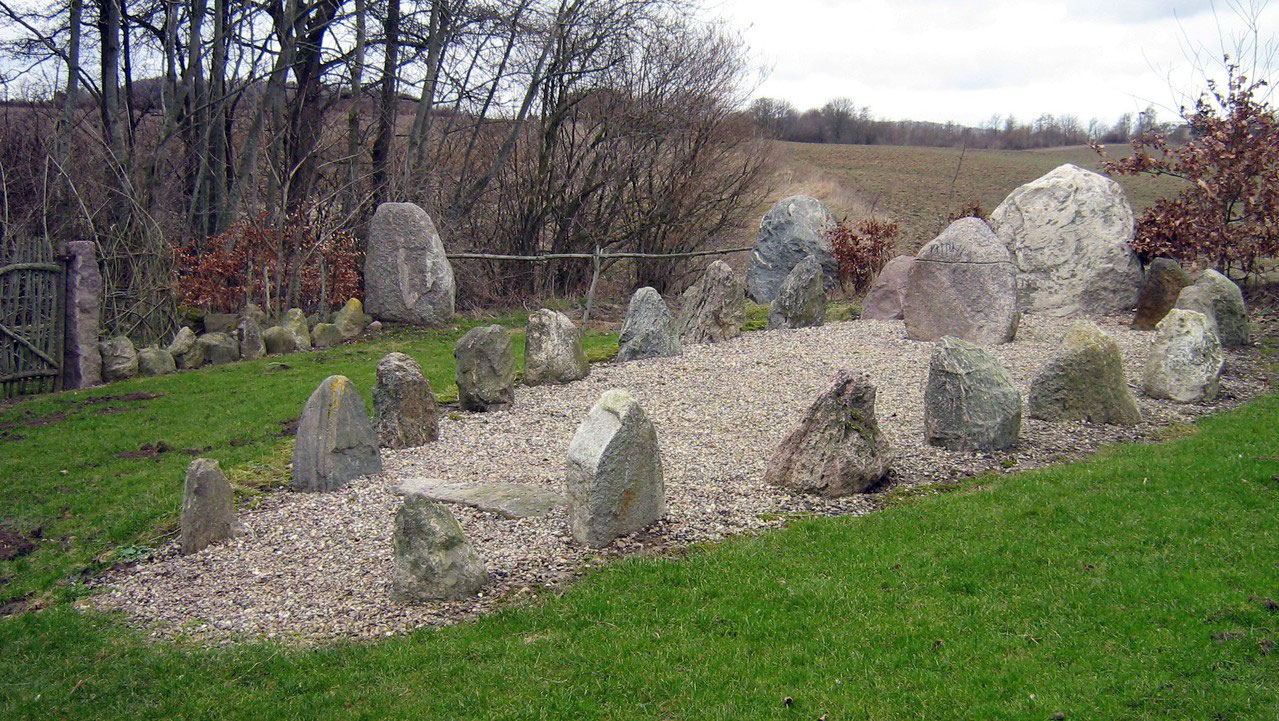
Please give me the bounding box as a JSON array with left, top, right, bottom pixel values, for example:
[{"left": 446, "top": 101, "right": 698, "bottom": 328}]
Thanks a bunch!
[
  {"left": 180, "top": 458, "right": 237, "bottom": 555},
  {"left": 365, "top": 202, "right": 456, "bottom": 326},
  {"left": 332, "top": 298, "right": 367, "bottom": 339},
  {"left": 924, "top": 336, "right": 1022, "bottom": 451},
  {"left": 767, "top": 255, "right": 826, "bottom": 329},
  {"left": 391, "top": 496, "right": 487, "bottom": 602},
  {"left": 746, "top": 195, "right": 838, "bottom": 303},
  {"left": 1174, "top": 269, "right": 1248, "bottom": 347},
  {"left": 291, "top": 375, "right": 383, "bottom": 492},
  {"left": 1132, "top": 258, "right": 1192, "bottom": 330},
  {"left": 676, "top": 260, "right": 745, "bottom": 344},
  {"left": 374, "top": 352, "right": 439, "bottom": 449},
  {"left": 1028, "top": 320, "right": 1141, "bottom": 424},
  {"left": 617, "top": 287, "right": 681, "bottom": 362}
]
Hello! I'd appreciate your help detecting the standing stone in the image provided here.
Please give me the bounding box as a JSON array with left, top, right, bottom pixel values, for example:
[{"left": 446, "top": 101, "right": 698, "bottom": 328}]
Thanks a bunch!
[
  {"left": 455, "top": 325, "right": 515, "bottom": 412},
  {"left": 365, "top": 202, "right": 456, "bottom": 326},
  {"left": 179, "top": 458, "right": 237, "bottom": 555},
  {"left": 767, "top": 255, "right": 826, "bottom": 329},
  {"left": 1143, "top": 309, "right": 1225, "bottom": 403},
  {"left": 62, "top": 240, "right": 102, "bottom": 389},
  {"left": 98, "top": 336, "right": 138, "bottom": 382},
  {"left": 1133, "top": 258, "right": 1192, "bottom": 330},
  {"left": 924, "top": 336, "right": 1022, "bottom": 451},
  {"left": 166, "top": 326, "right": 197, "bottom": 357},
  {"left": 262, "top": 326, "right": 297, "bottom": 355},
  {"left": 746, "top": 195, "right": 838, "bottom": 303},
  {"left": 860, "top": 255, "right": 914, "bottom": 321},
  {"left": 202, "top": 312, "right": 237, "bottom": 334},
  {"left": 390, "top": 496, "right": 487, "bottom": 602},
  {"left": 283, "top": 308, "right": 312, "bottom": 350},
  {"left": 311, "top": 323, "right": 343, "bottom": 348},
  {"left": 238, "top": 316, "right": 265, "bottom": 361},
  {"left": 617, "top": 287, "right": 682, "bottom": 362},
  {"left": 291, "top": 375, "right": 383, "bottom": 492},
  {"left": 676, "top": 260, "right": 745, "bottom": 344},
  {"left": 566, "top": 389, "right": 664, "bottom": 548},
  {"left": 524, "top": 309, "right": 589, "bottom": 386},
  {"left": 763, "top": 370, "right": 892, "bottom": 497},
  {"left": 137, "top": 347, "right": 176, "bottom": 377},
  {"left": 332, "top": 298, "right": 367, "bottom": 340},
  {"left": 903, "top": 218, "right": 1019, "bottom": 344},
  {"left": 196, "top": 332, "right": 240, "bottom": 365},
  {"left": 987, "top": 163, "right": 1142, "bottom": 315},
  {"left": 374, "top": 352, "right": 439, "bottom": 449},
  {"left": 1174, "top": 269, "right": 1248, "bottom": 347},
  {"left": 1028, "top": 320, "right": 1141, "bottom": 424}
]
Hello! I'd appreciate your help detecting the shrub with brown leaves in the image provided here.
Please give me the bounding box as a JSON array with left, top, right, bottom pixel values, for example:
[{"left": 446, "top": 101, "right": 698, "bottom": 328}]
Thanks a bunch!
[{"left": 828, "top": 218, "right": 899, "bottom": 294}]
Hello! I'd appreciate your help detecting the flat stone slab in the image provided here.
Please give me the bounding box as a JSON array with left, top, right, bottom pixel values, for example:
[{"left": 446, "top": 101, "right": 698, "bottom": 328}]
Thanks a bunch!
[{"left": 396, "top": 478, "right": 565, "bottom": 519}]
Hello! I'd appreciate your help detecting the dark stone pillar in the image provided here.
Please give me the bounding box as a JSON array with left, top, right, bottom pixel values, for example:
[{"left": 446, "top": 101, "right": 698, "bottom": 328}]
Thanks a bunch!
[{"left": 62, "top": 241, "right": 102, "bottom": 389}]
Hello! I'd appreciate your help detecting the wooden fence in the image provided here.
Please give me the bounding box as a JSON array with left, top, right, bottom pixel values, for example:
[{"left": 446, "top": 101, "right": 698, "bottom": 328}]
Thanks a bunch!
[{"left": 1, "top": 237, "right": 66, "bottom": 399}]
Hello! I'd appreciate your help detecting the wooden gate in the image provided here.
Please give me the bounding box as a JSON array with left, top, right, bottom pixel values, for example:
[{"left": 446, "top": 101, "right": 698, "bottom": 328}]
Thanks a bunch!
[{"left": 1, "top": 238, "right": 65, "bottom": 399}]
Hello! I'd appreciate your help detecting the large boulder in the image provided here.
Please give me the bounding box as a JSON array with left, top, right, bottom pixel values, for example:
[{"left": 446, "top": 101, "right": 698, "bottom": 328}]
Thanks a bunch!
[
  {"left": 1133, "top": 258, "right": 1192, "bottom": 330},
  {"left": 617, "top": 287, "right": 682, "bottom": 362},
  {"left": 136, "top": 347, "right": 176, "bottom": 377},
  {"left": 987, "top": 163, "right": 1142, "bottom": 315},
  {"left": 1027, "top": 320, "right": 1141, "bottom": 424},
  {"left": 763, "top": 369, "right": 892, "bottom": 497},
  {"left": 746, "top": 195, "right": 838, "bottom": 303},
  {"left": 1143, "top": 309, "right": 1224, "bottom": 403},
  {"left": 332, "top": 297, "right": 367, "bottom": 340},
  {"left": 311, "top": 323, "right": 343, "bottom": 349},
  {"left": 262, "top": 325, "right": 297, "bottom": 355},
  {"left": 767, "top": 254, "right": 826, "bottom": 330},
  {"left": 291, "top": 375, "right": 383, "bottom": 492},
  {"left": 455, "top": 325, "right": 515, "bottom": 412},
  {"left": 1174, "top": 270, "right": 1248, "bottom": 347},
  {"left": 196, "top": 332, "right": 240, "bottom": 365},
  {"left": 524, "top": 309, "right": 589, "bottom": 386},
  {"left": 903, "top": 218, "right": 1019, "bottom": 344},
  {"left": 283, "top": 308, "right": 312, "bottom": 350},
  {"left": 238, "top": 316, "right": 265, "bottom": 361},
  {"left": 365, "top": 202, "right": 456, "bottom": 326},
  {"left": 676, "top": 260, "right": 745, "bottom": 344},
  {"left": 99, "top": 336, "right": 138, "bottom": 382},
  {"left": 566, "top": 389, "right": 664, "bottom": 548},
  {"left": 390, "top": 496, "right": 487, "bottom": 602},
  {"left": 179, "top": 458, "right": 237, "bottom": 555},
  {"left": 374, "top": 352, "right": 438, "bottom": 449},
  {"left": 860, "top": 255, "right": 914, "bottom": 321},
  {"left": 924, "top": 336, "right": 1022, "bottom": 451}
]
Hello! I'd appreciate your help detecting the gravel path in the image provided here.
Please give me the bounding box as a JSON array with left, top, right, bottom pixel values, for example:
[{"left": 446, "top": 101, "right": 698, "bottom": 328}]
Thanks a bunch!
[{"left": 89, "top": 315, "right": 1267, "bottom": 643}]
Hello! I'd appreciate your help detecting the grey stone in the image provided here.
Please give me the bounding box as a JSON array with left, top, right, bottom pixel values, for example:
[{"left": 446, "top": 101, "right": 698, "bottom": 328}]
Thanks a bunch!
[
  {"left": 524, "top": 309, "right": 589, "bottom": 386},
  {"left": 62, "top": 241, "right": 102, "bottom": 389},
  {"left": 311, "top": 323, "right": 343, "bottom": 349},
  {"left": 291, "top": 375, "right": 383, "bottom": 492},
  {"left": 1028, "top": 320, "right": 1141, "bottom": 424},
  {"left": 137, "top": 347, "right": 176, "bottom": 377},
  {"left": 455, "top": 325, "right": 515, "bottom": 412},
  {"left": 176, "top": 340, "right": 205, "bottom": 370},
  {"left": 767, "top": 255, "right": 826, "bottom": 329},
  {"left": 374, "top": 352, "right": 438, "bottom": 449},
  {"left": 284, "top": 308, "right": 312, "bottom": 350},
  {"left": 262, "top": 325, "right": 297, "bottom": 355},
  {"left": 924, "top": 336, "right": 1022, "bottom": 451},
  {"left": 365, "top": 202, "right": 456, "bottom": 326},
  {"left": 332, "top": 298, "right": 367, "bottom": 340},
  {"left": 988, "top": 163, "right": 1142, "bottom": 315},
  {"left": 1143, "top": 309, "right": 1224, "bottom": 403},
  {"left": 860, "top": 255, "right": 914, "bottom": 321},
  {"left": 1133, "top": 258, "right": 1192, "bottom": 330},
  {"left": 397, "top": 478, "right": 565, "bottom": 519},
  {"left": 391, "top": 496, "right": 487, "bottom": 602},
  {"left": 202, "top": 312, "right": 238, "bottom": 334},
  {"left": 763, "top": 369, "right": 892, "bottom": 497},
  {"left": 617, "top": 287, "right": 682, "bottom": 362},
  {"left": 98, "top": 336, "right": 138, "bottom": 382},
  {"left": 903, "top": 218, "right": 1019, "bottom": 344},
  {"left": 676, "top": 260, "right": 745, "bottom": 344},
  {"left": 746, "top": 195, "right": 838, "bottom": 303},
  {"left": 237, "top": 316, "right": 265, "bottom": 361},
  {"left": 241, "top": 303, "right": 268, "bottom": 327},
  {"left": 566, "top": 389, "right": 665, "bottom": 548},
  {"left": 166, "top": 326, "right": 198, "bottom": 357},
  {"left": 180, "top": 458, "right": 237, "bottom": 555},
  {"left": 196, "top": 332, "right": 239, "bottom": 366},
  {"left": 1174, "top": 269, "right": 1248, "bottom": 347},
  {"left": 368, "top": 320, "right": 383, "bottom": 334}
]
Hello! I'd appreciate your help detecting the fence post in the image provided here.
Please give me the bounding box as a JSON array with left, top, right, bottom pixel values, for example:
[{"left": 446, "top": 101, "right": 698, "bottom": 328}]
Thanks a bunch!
[
  {"left": 581, "top": 245, "right": 601, "bottom": 325},
  {"left": 62, "top": 241, "right": 102, "bottom": 389}
]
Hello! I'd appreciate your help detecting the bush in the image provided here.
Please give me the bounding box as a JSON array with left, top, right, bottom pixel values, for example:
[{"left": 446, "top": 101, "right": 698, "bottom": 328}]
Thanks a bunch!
[{"left": 828, "top": 218, "right": 899, "bottom": 294}]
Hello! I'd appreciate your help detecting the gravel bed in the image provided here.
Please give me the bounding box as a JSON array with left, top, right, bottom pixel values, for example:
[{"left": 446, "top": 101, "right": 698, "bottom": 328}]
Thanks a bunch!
[{"left": 88, "top": 315, "right": 1267, "bottom": 644}]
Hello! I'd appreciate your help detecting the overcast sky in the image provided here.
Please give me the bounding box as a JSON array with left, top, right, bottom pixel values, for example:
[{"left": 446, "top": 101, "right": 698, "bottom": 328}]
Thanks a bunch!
[{"left": 719, "top": 0, "right": 1275, "bottom": 127}]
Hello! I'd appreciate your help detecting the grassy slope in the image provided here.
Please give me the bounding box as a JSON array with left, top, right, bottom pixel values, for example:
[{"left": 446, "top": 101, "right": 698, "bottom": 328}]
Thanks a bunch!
[{"left": 3, "top": 392, "right": 1277, "bottom": 719}]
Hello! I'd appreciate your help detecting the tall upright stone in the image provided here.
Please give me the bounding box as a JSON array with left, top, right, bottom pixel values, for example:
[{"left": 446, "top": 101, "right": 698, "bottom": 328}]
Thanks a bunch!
[
  {"left": 746, "top": 195, "right": 838, "bottom": 303},
  {"left": 1028, "top": 320, "right": 1141, "bottom": 424},
  {"left": 365, "top": 202, "right": 456, "bottom": 326},
  {"left": 1174, "top": 269, "right": 1249, "bottom": 347},
  {"left": 987, "top": 163, "right": 1142, "bottom": 315},
  {"left": 767, "top": 255, "right": 826, "bottom": 330},
  {"left": 676, "top": 260, "right": 745, "bottom": 344},
  {"left": 291, "top": 375, "right": 383, "bottom": 492},
  {"left": 455, "top": 325, "right": 515, "bottom": 412},
  {"left": 180, "top": 458, "right": 237, "bottom": 555},
  {"left": 903, "top": 218, "right": 1019, "bottom": 344},
  {"left": 1143, "top": 309, "right": 1225, "bottom": 403},
  {"left": 332, "top": 298, "right": 367, "bottom": 340},
  {"left": 524, "top": 309, "right": 589, "bottom": 386},
  {"left": 924, "top": 336, "right": 1022, "bottom": 451},
  {"left": 283, "top": 308, "right": 312, "bottom": 350},
  {"left": 62, "top": 241, "right": 102, "bottom": 389},
  {"left": 861, "top": 255, "right": 914, "bottom": 321},
  {"left": 391, "top": 496, "right": 487, "bottom": 602},
  {"left": 1133, "top": 258, "right": 1192, "bottom": 330},
  {"left": 617, "top": 287, "right": 681, "bottom": 362},
  {"left": 566, "top": 389, "right": 664, "bottom": 548},
  {"left": 374, "top": 352, "right": 438, "bottom": 449},
  {"left": 238, "top": 316, "right": 265, "bottom": 361}
]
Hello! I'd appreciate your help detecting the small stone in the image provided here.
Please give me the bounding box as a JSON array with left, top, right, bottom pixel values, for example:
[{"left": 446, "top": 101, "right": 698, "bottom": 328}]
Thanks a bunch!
[
  {"left": 1143, "top": 309, "right": 1224, "bottom": 403},
  {"left": 166, "top": 326, "right": 197, "bottom": 357},
  {"left": 763, "top": 370, "right": 892, "bottom": 497},
  {"left": 397, "top": 478, "right": 564, "bottom": 519},
  {"left": 283, "top": 308, "right": 312, "bottom": 350},
  {"left": 524, "top": 309, "right": 589, "bottom": 386},
  {"left": 767, "top": 254, "right": 826, "bottom": 329},
  {"left": 196, "top": 332, "right": 240, "bottom": 365},
  {"left": 904, "top": 218, "right": 1018, "bottom": 344},
  {"left": 332, "top": 298, "right": 367, "bottom": 340},
  {"left": 180, "top": 458, "right": 237, "bottom": 555},
  {"left": 455, "top": 325, "right": 515, "bottom": 412},
  {"left": 676, "top": 260, "right": 745, "bottom": 344},
  {"left": 861, "top": 255, "right": 914, "bottom": 321},
  {"left": 746, "top": 195, "right": 838, "bottom": 303},
  {"left": 1174, "top": 269, "right": 1249, "bottom": 347},
  {"left": 566, "top": 389, "right": 665, "bottom": 548},
  {"left": 617, "top": 287, "right": 681, "bottom": 362},
  {"left": 391, "top": 496, "right": 487, "bottom": 602},
  {"left": 1132, "top": 258, "right": 1191, "bottom": 330},
  {"left": 374, "top": 352, "right": 438, "bottom": 449},
  {"left": 137, "top": 347, "right": 176, "bottom": 377},
  {"left": 98, "top": 336, "right": 138, "bottom": 381},
  {"left": 291, "top": 375, "right": 383, "bottom": 492},
  {"left": 238, "top": 316, "right": 265, "bottom": 361},
  {"left": 924, "top": 336, "right": 1022, "bottom": 451},
  {"left": 262, "top": 326, "right": 297, "bottom": 355},
  {"left": 202, "top": 312, "right": 238, "bottom": 334},
  {"left": 176, "top": 340, "right": 205, "bottom": 370},
  {"left": 367, "top": 320, "right": 383, "bottom": 334},
  {"left": 311, "top": 323, "right": 343, "bottom": 349},
  {"left": 1028, "top": 320, "right": 1141, "bottom": 424}
]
